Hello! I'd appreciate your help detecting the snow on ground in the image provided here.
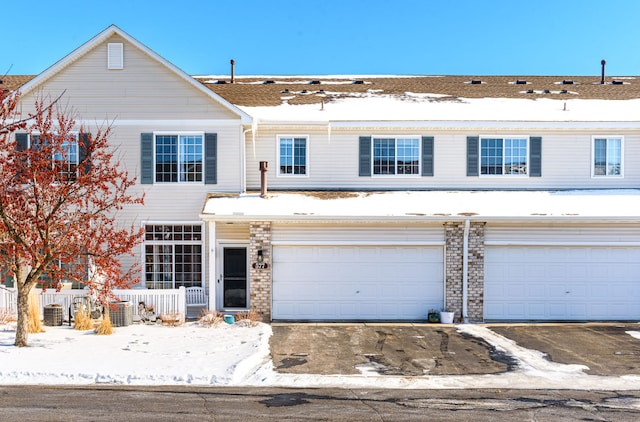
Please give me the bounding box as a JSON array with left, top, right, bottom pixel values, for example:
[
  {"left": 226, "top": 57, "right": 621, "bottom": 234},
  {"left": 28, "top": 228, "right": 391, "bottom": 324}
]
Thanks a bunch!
[{"left": 2, "top": 322, "right": 640, "bottom": 390}]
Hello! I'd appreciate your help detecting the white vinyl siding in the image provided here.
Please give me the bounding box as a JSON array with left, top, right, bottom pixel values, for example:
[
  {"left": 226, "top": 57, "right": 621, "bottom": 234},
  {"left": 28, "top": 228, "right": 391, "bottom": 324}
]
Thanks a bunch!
[
  {"left": 19, "top": 35, "right": 240, "bottom": 121},
  {"left": 245, "top": 128, "right": 640, "bottom": 190}
]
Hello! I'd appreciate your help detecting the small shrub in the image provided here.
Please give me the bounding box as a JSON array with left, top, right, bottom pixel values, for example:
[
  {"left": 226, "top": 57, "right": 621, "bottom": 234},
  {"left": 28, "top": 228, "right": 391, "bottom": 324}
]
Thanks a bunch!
[
  {"left": 95, "top": 309, "right": 113, "bottom": 335},
  {"left": 0, "top": 308, "right": 17, "bottom": 325},
  {"left": 159, "top": 312, "right": 184, "bottom": 327},
  {"left": 73, "top": 304, "right": 93, "bottom": 331},
  {"left": 198, "top": 310, "right": 224, "bottom": 327},
  {"left": 28, "top": 291, "right": 44, "bottom": 333},
  {"left": 234, "top": 309, "right": 262, "bottom": 327}
]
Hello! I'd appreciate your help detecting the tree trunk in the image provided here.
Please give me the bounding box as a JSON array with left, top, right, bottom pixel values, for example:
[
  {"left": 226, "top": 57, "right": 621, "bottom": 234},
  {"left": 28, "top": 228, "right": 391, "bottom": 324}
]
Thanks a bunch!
[
  {"left": 14, "top": 263, "right": 35, "bottom": 347},
  {"left": 15, "top": 286, "right": 30, "bottom": 347}
]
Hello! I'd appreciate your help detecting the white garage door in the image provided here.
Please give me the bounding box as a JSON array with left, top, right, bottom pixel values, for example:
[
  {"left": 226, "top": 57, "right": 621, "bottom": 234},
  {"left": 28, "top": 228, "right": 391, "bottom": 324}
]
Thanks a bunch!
[
  {"left": 272, "top": 245, "right": 444, "bottom": 320},
  {"left": 485, "top": 246, "right": 640, "bottom": 321}
]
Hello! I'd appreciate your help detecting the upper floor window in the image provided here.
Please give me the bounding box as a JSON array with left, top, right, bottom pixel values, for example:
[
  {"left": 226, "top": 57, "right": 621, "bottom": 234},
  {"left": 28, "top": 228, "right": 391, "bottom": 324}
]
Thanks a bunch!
[
  {"left": 373, "top": 137, "right": 420, "bottom": 175},
  {"left": 155, "top": 133, "right": 203, "bottom": 183},
  {"left": 28, "top": 133, "right": 82, "bottom": 181},
  {"left": 593, "top": 136, "right": 622, "bottom": 177},
  {"left": 480, "top": 137, "right": 528, "bottom": 175},
  {"left": 278, "top": 136, "right": 307, "bottom": 176}
]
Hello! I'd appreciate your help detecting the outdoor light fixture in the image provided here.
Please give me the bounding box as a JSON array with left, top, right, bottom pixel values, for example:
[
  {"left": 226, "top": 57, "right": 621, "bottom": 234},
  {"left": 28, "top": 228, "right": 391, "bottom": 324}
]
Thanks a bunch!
[{"left": 257, "top": 249, "right": 264, "bottom": 263}]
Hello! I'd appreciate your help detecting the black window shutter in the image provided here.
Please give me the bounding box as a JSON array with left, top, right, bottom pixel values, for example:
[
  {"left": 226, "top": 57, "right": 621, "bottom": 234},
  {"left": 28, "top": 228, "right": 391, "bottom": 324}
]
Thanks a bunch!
[
  {"left": 421, "top": 136, "right": 434, "bottom": 177},
  {"left": 466, "top": 136, "right": 479, "bottom": 176},
  {"left": 359, "top": 136, "right": 371, "bottom": 176},
  {"left": 529, "top": 136, "right": 542, "bottom": 177},
  {"left": 15, "top": 133, "right": 29, "bottom": 151},
  {"left": 140, "top": 133, "right": 153, "bottom": 184},
  {"left": 79, "top": 133, "right": 91, "bottom": 175},
  {"left": 204, "top": 133, "right": 217, "bottom": 184}
]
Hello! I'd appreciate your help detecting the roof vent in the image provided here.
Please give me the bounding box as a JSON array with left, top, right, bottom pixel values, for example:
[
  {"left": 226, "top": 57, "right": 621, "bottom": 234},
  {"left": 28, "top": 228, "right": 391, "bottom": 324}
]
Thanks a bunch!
[
  {"left": 612, "top": 80, "right": 624, "bottom": 85},
  {"left": 309, "top": 80, "right": 321, "bottom": 85},
  {"left": 515, "top": 79, "right": 527, "bottom": 85},
  {"left": 601, "top": 59, "right": 606, "bottom": 84},
  {"left": 470, "top": 79, "right": 482, "bottom": 84},
  {"left": 526, "top": 89, "right": 534, "bottom": 94},
  {"left": 560, "top": 89, "right": 569, "bottom": 94},
  {"left": 281, "top": 89, "right": 289, "bottom": 93},
  {"left": 562, "top": 80, "right": 574, "bottom": 85},
  {"left": 215, "top": 80, "right": 227, "bottom": 84},
  {"left": 543, "top": 89, "right": 551, "bottom": 94},
  {"left": 353, "top": 80, "right": 365, "bottom": 84},
  {"left": 263, "top": 80, "right": 275, "bottom": 84}
]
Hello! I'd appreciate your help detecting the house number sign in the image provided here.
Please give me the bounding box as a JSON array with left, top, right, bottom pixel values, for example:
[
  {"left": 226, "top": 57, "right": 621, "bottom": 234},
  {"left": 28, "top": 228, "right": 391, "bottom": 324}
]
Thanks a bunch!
[{"left": 252, "top": 262, "right": 269, "bottom": 269}]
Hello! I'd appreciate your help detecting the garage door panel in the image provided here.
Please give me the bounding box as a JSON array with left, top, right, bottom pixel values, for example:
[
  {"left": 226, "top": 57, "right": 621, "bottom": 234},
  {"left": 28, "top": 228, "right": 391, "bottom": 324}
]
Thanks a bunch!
[
  {"left": 273, "top": 245, "right": 443, "bottom": 320},
  {"left": 486, "top": 245, "right": 640, "bottom": 320}
]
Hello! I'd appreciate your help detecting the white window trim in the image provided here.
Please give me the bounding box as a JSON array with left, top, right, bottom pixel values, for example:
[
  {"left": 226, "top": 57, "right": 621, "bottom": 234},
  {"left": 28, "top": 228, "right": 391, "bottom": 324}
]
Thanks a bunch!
[
  {"left": 142, "top": 221, "right": 205, "bottom": 290},
  {"left": 371, "top": 135, "right": 422, "bottom": 177},
  {"left": 478, "top": 135, "right": 530, "bottom": 177},
  {"left": 152, "top": 131, "right": 205, "bottom": 185},
  {"left": 276, "top": 134, "right": 310, "bottom": 178},
  {"left": 591, "top": 135, "right": 624, "bottom": 178}
]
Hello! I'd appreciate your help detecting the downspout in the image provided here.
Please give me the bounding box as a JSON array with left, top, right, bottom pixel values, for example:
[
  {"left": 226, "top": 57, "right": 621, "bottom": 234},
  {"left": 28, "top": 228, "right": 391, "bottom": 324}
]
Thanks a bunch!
[
  {"left": 241, "top": 127, "right": 252, "bottom": 194},
  {"left": 462, "top": 218, "right": 470, "bottom": 323}
]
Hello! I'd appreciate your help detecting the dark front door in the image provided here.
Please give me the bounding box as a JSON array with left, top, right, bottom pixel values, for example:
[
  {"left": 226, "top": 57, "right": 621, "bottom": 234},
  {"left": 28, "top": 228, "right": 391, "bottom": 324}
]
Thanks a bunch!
[{"left": 223, "top": 247, "right": 247, "bottom": 308}]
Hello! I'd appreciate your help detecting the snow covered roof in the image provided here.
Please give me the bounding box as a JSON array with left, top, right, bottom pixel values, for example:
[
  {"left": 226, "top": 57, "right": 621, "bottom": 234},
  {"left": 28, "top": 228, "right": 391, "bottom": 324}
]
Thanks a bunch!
[
  {"left": 201, "top": 190, "right": 640, "bottom": 223},
  {"left": 194, "top": 75, "right": 640, "bottom": 125}
]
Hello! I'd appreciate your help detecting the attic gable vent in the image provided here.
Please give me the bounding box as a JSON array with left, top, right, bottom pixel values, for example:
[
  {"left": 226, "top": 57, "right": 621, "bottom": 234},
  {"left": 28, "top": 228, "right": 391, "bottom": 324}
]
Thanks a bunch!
[{"left": 107, "top": 43, "right": 124, "bottom": 70}]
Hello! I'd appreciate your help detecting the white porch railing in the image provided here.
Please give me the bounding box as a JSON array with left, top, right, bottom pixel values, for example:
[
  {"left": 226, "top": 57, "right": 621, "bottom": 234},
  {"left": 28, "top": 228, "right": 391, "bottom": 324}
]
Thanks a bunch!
[{"left": 0, "top": 286, "right": 187, "bottom": 322}]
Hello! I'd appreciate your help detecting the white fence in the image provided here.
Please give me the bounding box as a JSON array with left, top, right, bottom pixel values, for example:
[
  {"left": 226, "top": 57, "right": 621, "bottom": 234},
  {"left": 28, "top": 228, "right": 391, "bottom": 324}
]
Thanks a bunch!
[{"left": 0, "top": 286, "right": 187, "bottom": 322}]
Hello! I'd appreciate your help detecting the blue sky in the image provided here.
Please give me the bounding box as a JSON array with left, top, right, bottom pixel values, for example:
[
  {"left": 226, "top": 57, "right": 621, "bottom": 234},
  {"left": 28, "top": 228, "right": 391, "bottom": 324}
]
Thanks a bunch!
[{"left": 4, "top": 0, "right": 640, "bottom": 76}]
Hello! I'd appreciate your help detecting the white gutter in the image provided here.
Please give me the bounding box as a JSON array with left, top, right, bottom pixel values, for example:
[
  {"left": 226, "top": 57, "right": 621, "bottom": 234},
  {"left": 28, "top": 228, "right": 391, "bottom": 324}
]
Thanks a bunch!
[{"left": 462, "top": 219, "right": 470, "bottom": 323}]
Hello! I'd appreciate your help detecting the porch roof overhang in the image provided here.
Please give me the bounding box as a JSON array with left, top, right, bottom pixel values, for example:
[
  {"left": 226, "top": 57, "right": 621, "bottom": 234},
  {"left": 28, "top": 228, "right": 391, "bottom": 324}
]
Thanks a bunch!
[{"left": 200, "top": 190, "right": 640, "bottom": 224}]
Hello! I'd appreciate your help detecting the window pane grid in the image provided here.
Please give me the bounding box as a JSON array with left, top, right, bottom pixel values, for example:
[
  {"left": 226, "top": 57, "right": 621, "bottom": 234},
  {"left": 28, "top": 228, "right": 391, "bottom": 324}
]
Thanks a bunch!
[
  {"left": 504, "top": 138, "right": 527, "bottom": 174},
  {"left": 144, "top": 224, "right": 203, "bottom": 289},
  {"left": 373, "top": 138, "right": 396, "bottom": 175},
  {"left": 594, "top": 138, "right": 622, "bottom": 176},
  {"left": 279, "top": 137, "right": 307, "bottom": 175},
  {"left": 155, "top": 134, "right": 203, "bottom": 183},
  {"left": 480, "top": 138, "right": 503, "bottom": 175},
  {"left": 396, "top": 138, "right": 420, "bottom": 175}
]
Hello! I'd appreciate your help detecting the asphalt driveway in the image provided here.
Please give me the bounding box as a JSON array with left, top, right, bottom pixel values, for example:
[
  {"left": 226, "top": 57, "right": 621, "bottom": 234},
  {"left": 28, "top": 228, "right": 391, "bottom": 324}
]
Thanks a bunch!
[
  {"left": 270, "top": 323, "right": 516, "bottom": 376},
  {"left": 269, "top": 322, "right": 640, "bottom": 377}
]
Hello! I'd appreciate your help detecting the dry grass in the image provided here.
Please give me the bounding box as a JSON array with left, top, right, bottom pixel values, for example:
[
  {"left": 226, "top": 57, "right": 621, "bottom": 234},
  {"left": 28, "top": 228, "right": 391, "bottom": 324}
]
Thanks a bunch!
[
  {"left": 73, "top": 304, "right": 93, "bottom": 331},
  {"left": 234, "top": 309, "right": 262, "bottom": 327},
  {"left": 94, "top": 309, "right": 113, "bottom": 335},
  {"left": 198, "top": 310, "right": 224, "bottom": 327},
  {"left": 0, "top": 308, "right": 17, "bottom": 325},
  {"left": 28, "top": 291, "right": 44, "bottom": 333},
  {"left": 159, "top": 312, "right": 184, "bottom": 327}
]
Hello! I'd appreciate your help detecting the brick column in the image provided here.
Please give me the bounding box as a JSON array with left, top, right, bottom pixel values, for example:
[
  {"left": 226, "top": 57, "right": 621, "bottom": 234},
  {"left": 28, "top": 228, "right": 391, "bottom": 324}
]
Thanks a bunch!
[
  {"left": 249, "top": 222, "right": 271, "bottom": 320},
  {"left": 444, "top": 221, "right": 485, "bottom": 323},
  {"left": 467, "top": 222, "right": 485, "bottom": 322}
]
